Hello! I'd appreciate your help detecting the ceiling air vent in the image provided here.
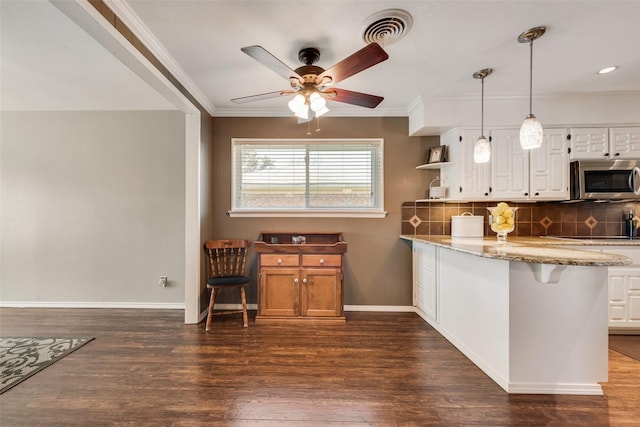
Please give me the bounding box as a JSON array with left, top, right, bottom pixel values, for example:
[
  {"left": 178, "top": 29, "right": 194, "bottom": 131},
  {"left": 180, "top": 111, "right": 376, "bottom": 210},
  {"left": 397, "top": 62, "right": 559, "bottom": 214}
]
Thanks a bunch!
[{"left": 360, "top": 9, "right": 413, "bottom": 46}]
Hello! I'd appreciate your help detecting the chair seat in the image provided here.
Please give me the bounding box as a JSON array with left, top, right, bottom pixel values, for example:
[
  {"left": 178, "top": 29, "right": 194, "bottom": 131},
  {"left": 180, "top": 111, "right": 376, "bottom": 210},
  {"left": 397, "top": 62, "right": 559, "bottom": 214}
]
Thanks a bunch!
[
  {"left": 207, "top": 275, "right": 250, "bottom": 287},
  {"left": 203, "top": 239, "right": 251, "bottom": 331}
]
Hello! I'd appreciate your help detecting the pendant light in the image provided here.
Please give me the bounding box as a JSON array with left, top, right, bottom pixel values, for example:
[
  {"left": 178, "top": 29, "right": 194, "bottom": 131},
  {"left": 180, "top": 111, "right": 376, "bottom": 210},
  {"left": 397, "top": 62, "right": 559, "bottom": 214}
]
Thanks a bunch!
[
  {"left": 473, "top": 68, "right": 493, "bottom": 163},
  {"left": 518, "top": 26, "right": 546, "bottom": 150}
]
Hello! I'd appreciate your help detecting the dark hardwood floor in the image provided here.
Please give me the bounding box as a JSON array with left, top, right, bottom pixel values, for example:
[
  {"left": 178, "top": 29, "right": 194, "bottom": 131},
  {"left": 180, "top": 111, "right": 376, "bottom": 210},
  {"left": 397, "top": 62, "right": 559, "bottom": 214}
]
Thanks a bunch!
[{"left": 1, "top": 308, "right": 639, "bottom": 426}]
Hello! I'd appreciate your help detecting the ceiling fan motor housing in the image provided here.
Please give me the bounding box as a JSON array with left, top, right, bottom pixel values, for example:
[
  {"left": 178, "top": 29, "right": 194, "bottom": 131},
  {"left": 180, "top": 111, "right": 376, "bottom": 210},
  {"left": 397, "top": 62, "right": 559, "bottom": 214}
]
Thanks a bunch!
[{"left": 298, "top": 47, "right": 320, "bottom": 65}]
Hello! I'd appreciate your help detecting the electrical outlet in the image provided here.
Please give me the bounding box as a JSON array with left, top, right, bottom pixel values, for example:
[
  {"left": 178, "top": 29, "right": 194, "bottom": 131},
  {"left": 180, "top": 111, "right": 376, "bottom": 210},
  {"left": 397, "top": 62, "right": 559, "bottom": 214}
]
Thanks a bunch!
[{"left": 159, "top": 276, "right": 168, "bottom": 287}]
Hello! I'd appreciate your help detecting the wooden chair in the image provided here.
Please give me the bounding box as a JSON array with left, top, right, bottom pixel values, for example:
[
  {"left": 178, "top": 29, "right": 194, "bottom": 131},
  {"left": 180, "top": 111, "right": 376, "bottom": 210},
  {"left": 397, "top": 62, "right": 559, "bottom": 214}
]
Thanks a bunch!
[{"left": 203, "top": 239, "right": 251, "bottom": 331}]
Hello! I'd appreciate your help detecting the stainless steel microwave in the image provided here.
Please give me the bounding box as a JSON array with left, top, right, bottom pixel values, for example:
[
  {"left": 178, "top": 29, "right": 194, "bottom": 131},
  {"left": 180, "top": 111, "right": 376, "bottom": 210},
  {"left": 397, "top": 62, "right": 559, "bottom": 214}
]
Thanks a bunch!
[{"left": 570, "top": 160, "right": 640, "bottom": 200}]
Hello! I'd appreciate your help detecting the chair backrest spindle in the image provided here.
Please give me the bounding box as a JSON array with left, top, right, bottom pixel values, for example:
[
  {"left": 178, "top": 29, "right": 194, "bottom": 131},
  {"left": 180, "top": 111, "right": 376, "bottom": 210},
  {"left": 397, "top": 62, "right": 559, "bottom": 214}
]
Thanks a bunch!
[{"left": 204, "top": 239, "right": 251, "bottom": 278}]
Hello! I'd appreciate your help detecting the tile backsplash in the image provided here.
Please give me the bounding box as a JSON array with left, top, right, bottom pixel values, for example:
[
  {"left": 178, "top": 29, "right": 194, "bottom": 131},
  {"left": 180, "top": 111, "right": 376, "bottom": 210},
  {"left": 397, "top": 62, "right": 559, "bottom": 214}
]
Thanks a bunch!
[{"left": 402, "top": 200, "right": 640, "bottom": 238}]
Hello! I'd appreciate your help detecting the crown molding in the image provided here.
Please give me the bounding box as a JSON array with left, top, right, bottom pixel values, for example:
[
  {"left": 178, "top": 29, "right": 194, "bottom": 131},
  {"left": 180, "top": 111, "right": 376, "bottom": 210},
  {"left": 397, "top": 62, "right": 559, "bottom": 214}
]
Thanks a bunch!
[
  {"left": 105, "top": 0, "right": 216, "bottom": 116},
  {"left": 212, "top": 106, "right": 409, "bottom": 118}
]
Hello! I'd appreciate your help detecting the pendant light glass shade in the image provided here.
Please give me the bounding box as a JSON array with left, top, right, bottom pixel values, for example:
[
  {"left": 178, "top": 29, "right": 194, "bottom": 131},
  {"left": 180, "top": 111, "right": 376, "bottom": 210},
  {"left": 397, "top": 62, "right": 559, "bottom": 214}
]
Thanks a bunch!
[
  {"left": 473, "top": 68, "right": 493, "bottom": 163},
  {"left": 518, "top": 26, "right": 545, "bottom": 150},
  {"left": 474, "top": 136, "right": 491, "bottom": 163},
  {"left": 519, "top": 114, "right": 543, "bottom": 149}
]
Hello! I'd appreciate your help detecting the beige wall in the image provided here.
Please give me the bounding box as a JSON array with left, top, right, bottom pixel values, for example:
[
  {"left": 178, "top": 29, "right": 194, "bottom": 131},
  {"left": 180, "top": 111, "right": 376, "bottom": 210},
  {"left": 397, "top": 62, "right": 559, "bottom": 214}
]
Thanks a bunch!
[
  {"left": 0, "top": 111, "right": 186, "bottom": 305},
  {"left": 208, "top": 116, "right": 437, "bottom": 306}
]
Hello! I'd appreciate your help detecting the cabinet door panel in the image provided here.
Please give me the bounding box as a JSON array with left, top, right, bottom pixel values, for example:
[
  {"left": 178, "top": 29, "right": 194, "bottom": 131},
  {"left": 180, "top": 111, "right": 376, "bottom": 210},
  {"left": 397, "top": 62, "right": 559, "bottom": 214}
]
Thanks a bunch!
[
  {"left": 414, "top": 242, "right": 437, "bottom": 321},
  {"left": 609, "top": 127, "right": 640, "bottom": 159},
  {"left": 490, "top": 129, "right": 529, "bottom": 199},
  {"left": 301, "top": 268, "right": 341, "bottom": 317},
  {"left": 460, "top": 130, "right": 491, "bottom": 199},
  {"left": 609, "top": 304, "right": 626, "bottom": 321},
  {"left": 259, "top": 268, "right": 299, "bottom": 316},
  {"left": 629, "top": 295, "right": 640, "bottom": 321},
  {"left": 570, "top": 128, "right": 608, "bottom": 159},
  {"left": 530, "top": 128, "right": 569, "bottom": 200}
]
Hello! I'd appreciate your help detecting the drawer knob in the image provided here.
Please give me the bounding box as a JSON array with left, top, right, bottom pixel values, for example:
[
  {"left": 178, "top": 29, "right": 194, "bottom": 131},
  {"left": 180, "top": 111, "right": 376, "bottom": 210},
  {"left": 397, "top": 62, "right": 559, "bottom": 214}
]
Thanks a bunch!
[
  {"left": 277, "top": 258, "right": 282, "bottom": 264},
  {"left": 319, "top": 258, "right": 325, "bottom": 264},
  {"left": 302, "top": 278, "right": 308, "bottom": 284},
  {"left": 294, "top": 278, "right": 299, "bottom": 283}
]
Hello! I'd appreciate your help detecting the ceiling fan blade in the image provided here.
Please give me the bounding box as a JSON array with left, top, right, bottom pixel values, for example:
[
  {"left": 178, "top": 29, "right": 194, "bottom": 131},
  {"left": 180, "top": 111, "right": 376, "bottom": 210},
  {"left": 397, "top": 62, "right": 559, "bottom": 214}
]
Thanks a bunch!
[
  {"left": 241, "top": 45, "right": 303, "bottom": 83},
  {"left": 231, "top": 90, "right": 295, "bottom": 104},
  {"left": 325, "top": 88, "right": 384, "bottom": 108},
  {"left": 316, "top": 43, "right": 388, "bottom": 85}
]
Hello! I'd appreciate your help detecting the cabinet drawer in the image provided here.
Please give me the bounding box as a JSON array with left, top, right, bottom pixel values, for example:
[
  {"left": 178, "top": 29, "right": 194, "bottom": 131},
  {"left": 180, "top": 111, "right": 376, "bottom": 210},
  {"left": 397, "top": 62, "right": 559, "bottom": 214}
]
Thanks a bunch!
[
  {"left": 260, "top": 254, "right": 299, "bottom": 267},
  {"left": 302, "top": 254, "right": 342, "bottom": 267}
]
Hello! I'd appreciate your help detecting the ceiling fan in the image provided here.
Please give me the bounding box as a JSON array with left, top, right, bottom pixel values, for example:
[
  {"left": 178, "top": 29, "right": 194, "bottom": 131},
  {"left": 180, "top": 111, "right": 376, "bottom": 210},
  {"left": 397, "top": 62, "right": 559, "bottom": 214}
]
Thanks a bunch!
[{"left": 231, "top": 43, "right": 389, "bottom": 120}]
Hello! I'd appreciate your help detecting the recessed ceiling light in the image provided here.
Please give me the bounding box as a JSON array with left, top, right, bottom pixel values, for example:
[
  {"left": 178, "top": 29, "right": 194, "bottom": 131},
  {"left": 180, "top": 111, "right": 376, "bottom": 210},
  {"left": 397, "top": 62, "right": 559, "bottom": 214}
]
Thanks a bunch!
[{"left": 598, "top": 66, "right": 619, "bottom": 74}]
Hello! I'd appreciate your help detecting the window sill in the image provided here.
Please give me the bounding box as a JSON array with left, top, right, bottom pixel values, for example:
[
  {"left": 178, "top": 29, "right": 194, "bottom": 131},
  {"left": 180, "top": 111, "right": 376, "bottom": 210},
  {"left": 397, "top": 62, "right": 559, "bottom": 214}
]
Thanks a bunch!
[{"left": 228, "top": 209, "right": 387, "bottom": 218}]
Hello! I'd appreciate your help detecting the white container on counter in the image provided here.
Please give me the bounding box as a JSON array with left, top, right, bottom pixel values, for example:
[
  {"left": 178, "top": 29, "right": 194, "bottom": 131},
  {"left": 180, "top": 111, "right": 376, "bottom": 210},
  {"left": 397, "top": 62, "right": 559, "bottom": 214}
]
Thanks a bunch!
[{"left": 451, "top": 212, "right": 484, "bottom": 238}]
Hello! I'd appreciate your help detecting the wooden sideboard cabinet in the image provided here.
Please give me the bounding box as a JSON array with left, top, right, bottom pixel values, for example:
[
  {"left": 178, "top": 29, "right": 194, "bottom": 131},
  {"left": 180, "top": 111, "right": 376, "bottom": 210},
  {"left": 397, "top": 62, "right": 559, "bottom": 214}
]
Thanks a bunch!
[{"left": 254, "top": 232, "right": 347, "bottom": 324}]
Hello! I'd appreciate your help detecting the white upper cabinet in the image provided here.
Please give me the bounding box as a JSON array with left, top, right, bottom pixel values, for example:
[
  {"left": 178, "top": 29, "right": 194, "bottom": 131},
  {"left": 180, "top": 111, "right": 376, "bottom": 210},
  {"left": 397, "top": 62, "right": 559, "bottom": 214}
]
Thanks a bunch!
[
  {"left": 569, "top": 127, "right": 608, "bottom": 159},
  {"left": 437, "top": 127, "right": 569, "bottom": 202},
  {"left": 490, "top": 129, "right": 529, "bottom": 200},
  {"left": 570, "top": 127, "right": 640, "bottom": 160},
  {"left": 609, "top": 127, "right": 640, "bottom": 159},
  {"left": 529, "top": 128, "right": 569, "bottom": 200},
  {"left": 439, "top": 128, "right": 491, "bottom": 201}
]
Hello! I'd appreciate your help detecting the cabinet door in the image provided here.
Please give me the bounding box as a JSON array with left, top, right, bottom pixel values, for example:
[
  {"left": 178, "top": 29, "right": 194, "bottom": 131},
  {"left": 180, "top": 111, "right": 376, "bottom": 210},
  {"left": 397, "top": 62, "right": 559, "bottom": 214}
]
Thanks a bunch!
[
  {"left": 491, "top": 129, "right": 529, "bottom": 200},
  {"left": 259, "top": 268, "right": 299, "bottom": 317},
  {"left": 609, "top": 127, "right": 640, "bottom": 159},
  {"left": 570, "top": 128, "right": 608, "bottom": 159},
  {"left": 439, "top": 128, "right": 490, "bottom": 201},
  {"left": 413, "top": 242, "right": 437, "bottom": 322},
  {"left": 529, "top": 128, "right": 569, "bottom": 200},
  {"left": 301, "top": 268, "right": 342, "bottom": 317},
  {"left": 460, "top": 129, "right": 491, "bottom": 200},
  {"left": 608, "top": 267, "right": 640, "bottom": 328}
]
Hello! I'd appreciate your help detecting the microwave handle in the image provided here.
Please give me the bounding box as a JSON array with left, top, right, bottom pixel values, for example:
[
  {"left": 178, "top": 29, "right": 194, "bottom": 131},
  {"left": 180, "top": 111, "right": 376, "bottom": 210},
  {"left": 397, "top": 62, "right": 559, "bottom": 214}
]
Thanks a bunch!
[{"left": 632, "top": 167, "right": 640, "bottom": 195}]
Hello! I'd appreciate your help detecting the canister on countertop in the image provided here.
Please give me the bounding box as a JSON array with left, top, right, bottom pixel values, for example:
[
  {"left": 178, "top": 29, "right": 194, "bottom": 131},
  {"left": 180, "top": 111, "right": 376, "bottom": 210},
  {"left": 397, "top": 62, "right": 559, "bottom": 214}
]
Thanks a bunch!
[{"left": 451, "top": 212, "right": 484, "bottom": 238}]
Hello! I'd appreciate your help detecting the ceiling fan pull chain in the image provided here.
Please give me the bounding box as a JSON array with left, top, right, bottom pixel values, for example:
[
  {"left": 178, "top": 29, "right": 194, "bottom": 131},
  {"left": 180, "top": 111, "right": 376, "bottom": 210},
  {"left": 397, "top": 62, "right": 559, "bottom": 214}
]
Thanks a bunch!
[
  {"left": 315, "top": 117, "right": 321, "bottom": 133},
  {"left": 307, "top": 120, "right": 312, "bottom": 136}
]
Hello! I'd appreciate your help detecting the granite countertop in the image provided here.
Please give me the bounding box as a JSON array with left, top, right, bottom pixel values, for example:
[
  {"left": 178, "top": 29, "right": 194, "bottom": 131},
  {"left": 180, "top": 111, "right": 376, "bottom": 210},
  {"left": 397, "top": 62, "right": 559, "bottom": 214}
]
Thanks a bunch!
[{"left": 399, "top": 235, "right": 633, "bottom": 266}]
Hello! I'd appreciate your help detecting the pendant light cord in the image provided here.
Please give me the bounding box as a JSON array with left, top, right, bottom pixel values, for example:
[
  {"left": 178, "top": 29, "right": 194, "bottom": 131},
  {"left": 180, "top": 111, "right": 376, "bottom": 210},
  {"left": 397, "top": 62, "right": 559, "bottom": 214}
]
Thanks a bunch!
[
  {"left": 529, "top": 39, "right": 533, "bottom": 116},
  {"left": 481, "top": 77, "right": 485, "bottom": 136}
]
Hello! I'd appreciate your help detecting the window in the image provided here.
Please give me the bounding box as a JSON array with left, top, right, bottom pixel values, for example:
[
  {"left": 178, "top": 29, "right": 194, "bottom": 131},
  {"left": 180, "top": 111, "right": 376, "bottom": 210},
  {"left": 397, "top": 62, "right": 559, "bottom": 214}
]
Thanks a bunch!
[{"left": 230, "top": 138, "right": 385, "bottom": 217}]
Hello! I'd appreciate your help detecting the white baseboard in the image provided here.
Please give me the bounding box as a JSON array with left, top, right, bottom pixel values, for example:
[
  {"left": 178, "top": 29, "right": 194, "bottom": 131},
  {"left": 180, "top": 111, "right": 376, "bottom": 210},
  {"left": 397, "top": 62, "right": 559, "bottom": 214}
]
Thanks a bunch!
[
  {"left": 1, "top": 302, "right": 415, "bottom": 313},
  {"left": 0, "top": 301, "right": 184, "bottom": 309},
  {"left": 345, "top": 305, "right": 415, "bottom": 312}
]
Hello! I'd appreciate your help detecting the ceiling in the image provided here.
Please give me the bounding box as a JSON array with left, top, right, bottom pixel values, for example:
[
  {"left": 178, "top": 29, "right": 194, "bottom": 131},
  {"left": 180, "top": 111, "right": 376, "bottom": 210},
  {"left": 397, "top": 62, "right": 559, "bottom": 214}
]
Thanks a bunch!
[{"left": 2, "top": 0, "right": 640, "bottom": 117}]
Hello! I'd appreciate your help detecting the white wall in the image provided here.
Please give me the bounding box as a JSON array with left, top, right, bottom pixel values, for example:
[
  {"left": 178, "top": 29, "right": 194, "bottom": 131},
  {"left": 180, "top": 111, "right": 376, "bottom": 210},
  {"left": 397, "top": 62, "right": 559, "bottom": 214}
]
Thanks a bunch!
[{"left": 0, "top": 110, "right": 186, "bottom": 307}]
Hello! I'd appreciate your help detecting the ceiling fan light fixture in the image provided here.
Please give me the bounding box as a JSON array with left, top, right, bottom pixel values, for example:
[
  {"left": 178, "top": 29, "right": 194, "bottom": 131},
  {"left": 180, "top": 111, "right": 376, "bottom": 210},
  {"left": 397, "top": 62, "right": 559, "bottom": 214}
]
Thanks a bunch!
[
  {"left": 288, "top": 94, "right": 305, "bottom": 113},
  {"left": 309, "top": 92, "right": 326, "bottom": 112},
  {"left": 518, "top": 26, "right": 546, "bottom": 150},
  {"left": 293, "top": 103, "right": 309, "bottom": 120},
  {"left": 473, "top": 68, "right": 493, "bottom": 164},
  {"left": 314, "top": 105, "right": 330, "bottom": 117}
]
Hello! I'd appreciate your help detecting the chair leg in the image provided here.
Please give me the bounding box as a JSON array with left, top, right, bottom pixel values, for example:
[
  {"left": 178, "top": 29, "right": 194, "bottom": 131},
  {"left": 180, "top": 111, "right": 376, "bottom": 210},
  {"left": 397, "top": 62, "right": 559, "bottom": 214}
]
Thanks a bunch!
[
  {"left": 240, "top": 287, "right": 248, "bottom": 327},
  {"left": 205, "top": 287, "right": 218, "bottom": 332}
]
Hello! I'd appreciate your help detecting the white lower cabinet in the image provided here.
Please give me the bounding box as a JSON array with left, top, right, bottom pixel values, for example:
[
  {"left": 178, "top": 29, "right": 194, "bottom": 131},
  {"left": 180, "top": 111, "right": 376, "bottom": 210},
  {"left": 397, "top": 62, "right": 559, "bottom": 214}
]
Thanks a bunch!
[
  {"left": 576, "top": 246, "right": 640, "bottom": 332},
  {"left": 605, "top": 248, "right": 640, "bottom": 331},
  {"left": 413, "top": 241, "right": 438, "bottom": 322}
]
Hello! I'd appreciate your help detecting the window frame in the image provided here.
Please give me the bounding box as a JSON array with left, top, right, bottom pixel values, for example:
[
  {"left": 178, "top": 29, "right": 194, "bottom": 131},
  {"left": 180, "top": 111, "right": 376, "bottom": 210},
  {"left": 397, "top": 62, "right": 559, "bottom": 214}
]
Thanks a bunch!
[{"left": 228, "top": 138, "right": 386, "bottom": 218}]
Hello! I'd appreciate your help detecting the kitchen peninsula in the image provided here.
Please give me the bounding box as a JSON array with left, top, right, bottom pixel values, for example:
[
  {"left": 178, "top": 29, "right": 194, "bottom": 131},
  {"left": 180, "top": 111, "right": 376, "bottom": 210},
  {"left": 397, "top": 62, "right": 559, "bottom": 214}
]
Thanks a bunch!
[{"left": 400, "top": 235, "right": 632, "bottom": 395}]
